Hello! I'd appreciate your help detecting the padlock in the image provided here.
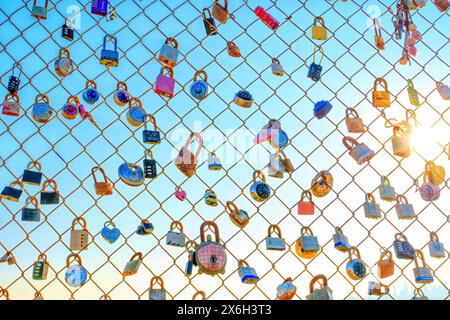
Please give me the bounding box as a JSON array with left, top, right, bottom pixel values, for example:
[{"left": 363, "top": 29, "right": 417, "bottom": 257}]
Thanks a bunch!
[
  {"left": 0, "top": 251, "right": 15, "bottom": 265},
  {"left": 175, "top": 186, "right": 187, "bottom": 201},
  {"left": 82, "top": 80, "right": 100, "bottom": 105},
  {"left": 407, "top": 79, "right": 420, "bottom": 106},
  {"left": 136, "top": 219, "right": 154, "bottom": 236},
  {"left": 62, "top": 96, "right": 79, "bottom": 120},
  {"left": 185, "top": 241, "right": 198, "bottom": 277},
  {"left": 432, "top": 0, "right": 450, "bottom": 11},
  {"left": 122, "top": 252, "right": 142, "bottom": 276},
  {"left": 143, "top": 149, "right": 158, "bottom": 179},
  {"left": 378, "top": 176, "right": 396, "bottom": 202},
  {"left": 192, "top": 291, "right": 206, "bottom": 300},
  {"left": 208, "top": 152, "right": 222, "bottom": 171},
  {"left": 202, "top": 8, "right": 218, "bottom": 36},
  {"left": 276, "top": 278, "right": 296, "bottom": 300},
  {"left": 114, "top": 81, "right": 131, "bottom": 106},
  {"left": 1, "top": 181, "right": 24, "bottom": 202},
  {"left": 363, "top": 193, "right": 382, "bottom": 219},
  {"left": 311, "top": 170, "right": 333, "bottom": 197},
  {"left": 32, "top": 253, "right": 49, "bottom": 280},
  {"left": 195, "top": 221, "right": 227, "bottom": 275},
  {"left": 62, "top": 19, "right": 74, "bottom": 41},
  {"left": 237, "top": 259, "right": 260, "bottom": 284},
  {"left": 174, "top": 132, "right": 203, "bottom": 178},
  {"left": 212, "top": 0, "right": 229, "bottom": 24},
  {"left": 368, "top": 282, "right": 389, "bottom": 296},
  {"left": 270, "top": 126, "right": 289, "bottom": 149},
  {"left": 254, "top": 6, "right": 280, "bottom": 31},
  {"left": 34, "top": 292, "right": 44, "bottom": 300},
  {"left": 413, "top": 250, "right": 434, "bottom": 284},
  {"left": 308, "top": 46, "right": 324, "bottom": 82},
  {"left": 225, "top": 201, "right": 249, "bottom": 228},
  {"left": 312, "top": 16, "right": 327, "bottom": 40},
  {"left": 22, "top": 196, "right": 41, "bottom": 222},
  {"left": 333, "top": 226, "right": 351, "bottom": 252},
  {"left": 126, "top": 98, "right": 146, "bottom": 127},
  {"left": 92, "top": 166, "right": 113, "bottom": 195},
  {"left": 2, "top": 93, "right": 21, "bottom": 116},
  {"left": 297, "top": 190, "right": 315, "bottom": 215},
  {"left": 346, "top": 246, "right": 367, "bottom": 280},
  {"left": 70, "top": 217, "right": 89, "bottom": 251},
  {"left": 306, "top": 274, "right": 333, "bottom": 300},
  {"left": 425, "top": 161, "right": 445, "bottom": 186},
  {"left": 266, "top": 224, "right": 286, "bottom": 251},
  {"left": 412, "top": 288, "right": 429, "bottom": 300},
  {"left": 118, "top": 162, "right": 144, "bottom": 186},
  {"left": 40, "top": 179, "right": 60, "bottom": 205},
  {"left": 372, "top": 77, "right": 391, "bottom": 107},
  {"left": 428, "top": 231, "right": 446, "bottom": 258},
  {"left": 22, "top": 161, "right": 43, "bottom": 186},
  {"left": 419, "top": 170, "right": 440, "bottom": 202},
  {"left": 227, "top": 41, "right": 241, "bottom": 57},
  {"left": 373, "top": 18, "right": 384, "bottom": 50},
  {"left": 271, "top": 58, "right": 284, "bottom": 76},
  {"left": 313, "top": 100, "right": 332, "bottom": 119},
  {"left": 101, "top": 221, "right": 120, "bottom": 244},
  {"left": 377, "top": 249, "right": 395, "bottom": 279},
  {"left": 234, "top": 90, "right": 254, "bottom": 108},
  {"left": 32, "top": 94, "right": 54, "bottom": 123},
  {"left": 249, "top": 170, "right": 271, "bottom": 202},
  {"left": 7, "top": 62, "right": 22, "bottom": 94},
  {"left": 65, "top": 253, "right": 88, "bottom": 287},
  {"left": 342, "top": 136, "right": 374, "bottom": 164},
  {"left": 100, "top": 35, "right": 119, "bottom": 67},
  {"left": 254, "top": 119, "right": 281, "bottom": 144},
  {"left": 268, "top": 151, "right": 285, "bottom": 179},
  {"left": 91, "top": 0, "right": 109, "bottom": 16},
  {"left": 279, "top": 151, "right": 294, "bottom": 173},
  {"left": 345, "top": 108, "right": 365, "bottom": 133},
  {"left": 295, "top": 226, "right": 320, "bottom": 259},
  {"left": 166, "top": 221, "right": 187, "bottom": 247},
  {"left": 393, "top": 233, "right": 415, "bottom": 260},
  {"left": 142, "top": 114, "right": 161, "bottom": 144},
  {"left": 149, "top": 276, "right": 166, "bottom": 300},
  {"left": 204, "top": 189, "right": 218, "bottom": 207},
  {"left": 391, "top": 125, "right": 412, "bottom": 158},
  {"left": 395, "top": 194, "right": 416, "bottom": 219},
  {"left": 31, "top": 0, "right": 49, "bottom": 19},
  {"left": 154, "top": 66, "right": 175, "bottom": 98},
  {"left": 54, "top": 48, "right": 74, "bottom": 77},
  {"left": 190, "top": 69, "right": 211, "bottom": 101},
  {"left": 405, "top": 0, "right": 427, "bottom": 10},
  {"left": 158, "top": 37, "right": 179, "bottom": 67}
]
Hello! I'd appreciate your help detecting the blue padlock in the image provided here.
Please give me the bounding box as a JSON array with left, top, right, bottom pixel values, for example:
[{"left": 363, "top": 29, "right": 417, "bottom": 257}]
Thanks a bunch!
[
  {"left": 313, "top": 100, "right": 332, "bottom": 119},
  {"left": 307, "top": 45, "right": 324, "bottom": 82},
  {"left": 101, "top": 221, "right": 121, "bottom": 244},
  {"left": 82, "top": 80, "right": 100, "bottom": 105},
  {"left": 100, "top": 34, "right": 119, "bottom": 67}
]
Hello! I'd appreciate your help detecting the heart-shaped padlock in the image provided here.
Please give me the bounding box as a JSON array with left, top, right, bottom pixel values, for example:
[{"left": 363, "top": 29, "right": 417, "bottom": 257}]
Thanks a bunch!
[
  {"left": 101, "top": 221, "right": 121, "bottom": 244},
  {"left": 175, "top": 186, "right": 186, "bottom": 201}
]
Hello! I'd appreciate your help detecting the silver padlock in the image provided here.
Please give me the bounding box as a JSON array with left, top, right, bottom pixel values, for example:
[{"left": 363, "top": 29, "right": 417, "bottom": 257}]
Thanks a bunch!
[
  {"left": 54, "top": 48, "right": 74, "bottom": 77},
  {"left": 363, "top": 193, "right": 381, "bottom": 219},
  {"left": 158, "top": 37, "right": 179, "bottom": 67},
  {"left": 333, "top": 226, "right": 350, "bottom": 252},
  {"left": 395, "top": 194, "right": 416, "bottom": 219},
  {"left": 428, "top": 231, "right": 445, "bottom": 258},
  {"left": 306, "top": 274, "right": 333, "bottom": 300},
  {"left": 378, "top": 176, "right": 396, "bottom": 202},
  {"left": 166, "top": 221, "right": 186, "bottom": 247},
  {"left": 268, "top": 151, "right": 285, "bottom": 179},
  {"left": 225, "top": 201, "right": 249, "bottom": 228},
  {"left": 342, "top": 136, "right": 374, "bottom": 164},
  {"left": 271, "top": 58, "right": 284, "bottom": 76},
  {"left": 237, "top": 260, "right": 260, "bottom": 284},
  {"left": 208, "top": 152, "right": 222, "bottom": 171},
  {"left": 413, "top": 250, "right": 434, "bottom": 284},
  {"left": 149, "top": 276, "right": 167, "bottom": 300},
  {"left": 265, "top": 224, "right": 286, "bottom": 251}
]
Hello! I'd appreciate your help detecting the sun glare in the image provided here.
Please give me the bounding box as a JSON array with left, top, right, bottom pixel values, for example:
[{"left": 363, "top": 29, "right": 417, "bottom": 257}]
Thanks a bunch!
[{"left": 410, "top": 126, "right": 447, "bottom": 158}]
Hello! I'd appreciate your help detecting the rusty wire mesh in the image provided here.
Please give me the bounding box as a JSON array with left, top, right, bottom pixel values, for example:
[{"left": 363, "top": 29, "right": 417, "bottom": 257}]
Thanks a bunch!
[{"left": 0, "top": 0, "right": 449, "bottom": 300}]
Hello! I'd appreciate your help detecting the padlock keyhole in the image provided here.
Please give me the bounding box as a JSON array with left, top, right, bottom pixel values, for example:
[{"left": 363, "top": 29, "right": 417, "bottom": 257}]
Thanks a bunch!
[{"left": 210, "top": 255, "right": 217, "bottom": 264}]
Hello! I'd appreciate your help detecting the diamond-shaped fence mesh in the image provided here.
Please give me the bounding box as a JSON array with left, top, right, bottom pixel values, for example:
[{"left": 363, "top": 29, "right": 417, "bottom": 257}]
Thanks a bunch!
[{"left": 0, "top": 0, "right": 449, "bottom": 300}]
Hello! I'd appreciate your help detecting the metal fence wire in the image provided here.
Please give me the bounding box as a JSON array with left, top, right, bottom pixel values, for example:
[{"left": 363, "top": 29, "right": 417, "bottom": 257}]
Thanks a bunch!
[{"left": 0, "top": 0, "right": 449, "bottom": 300}]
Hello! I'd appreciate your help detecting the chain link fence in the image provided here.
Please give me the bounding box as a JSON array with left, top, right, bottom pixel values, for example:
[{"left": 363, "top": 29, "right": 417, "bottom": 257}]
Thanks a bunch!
[{"left": 0, "top": 0, "right": 449, "bottom": 300}]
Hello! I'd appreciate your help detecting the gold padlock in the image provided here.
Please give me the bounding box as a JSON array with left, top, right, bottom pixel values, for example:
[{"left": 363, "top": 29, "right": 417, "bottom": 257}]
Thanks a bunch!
[
  {"left": 70, "top": 217, "right": 89, "bottom": 251},
  {"left": 345, "top": 108, "right": 365, "bottom": 133},
  {"left": 373, "top": 18, "right": 384, "bottom": 50},
  {"left": 227, "top": 41, "right": 241, "bottom": 57},
  {"left": 312, "top": 16, "right": 327, "bottom": 40},
  {"left": 425, "top": 161, "right": 445, "bottom": 186},
  {"left": 212, "top": 0, "right": 229, "bottom": 24},
  {"left": 372, "top": 77, "right": 390, "bottom": 108},
  {"left": 279, "top": 150, "right": 294, "bottom": 173}
]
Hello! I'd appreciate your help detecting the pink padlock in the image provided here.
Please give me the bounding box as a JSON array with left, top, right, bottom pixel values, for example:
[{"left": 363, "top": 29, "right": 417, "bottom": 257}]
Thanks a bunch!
[
  {"left": 420, "top": 182, "right": 440, "bottom": 201},
  {"left": 407, "top": 45, "right": 417, "bottom": 58},
  {"left": 254, "top": 119, "right": 281, "bottom": 144},
  {"left": 406, "top": 38, "right": 416, "bottom": 47},
  {"left": 411, "top": 30, "right": 422, "bottom": 41},
  {"left": 175, "top": 186, "right": 186, "bottom": 201},
  {"left": 436, "top": 81, "right": 450, "bottom": 100},
  {"left": 154, "top": 66, "right": 175, "bottom": 98}
]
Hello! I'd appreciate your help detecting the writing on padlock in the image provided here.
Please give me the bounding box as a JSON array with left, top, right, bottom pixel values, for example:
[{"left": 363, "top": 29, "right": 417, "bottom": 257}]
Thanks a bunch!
[
  {"left": 7, "top": 62, "right": 22, "bottom": 94},
  {"left": 142, "top": 114, "right": 161, "bottom": 144},
  {"left": 254, "top": 6, "right": 280, "bottom": 31},
  {"left": 91, "top": 0, "right": 109, "bottom": 16},
  {"left": 413, "top": 250, "right": 434, "bottom": 284},
  {"left": 166, "top": 221, "right": 187, "bottom": 247},
  {"left": 2, "top": 93, "right": 21, "bottom": 116}
]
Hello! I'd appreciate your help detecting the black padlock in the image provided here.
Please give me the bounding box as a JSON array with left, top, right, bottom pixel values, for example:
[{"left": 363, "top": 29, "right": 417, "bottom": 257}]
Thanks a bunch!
[
  {"left": 202, "top": 8, "right": 218, "bottom": 36},
  {"left": 1, "top": 181, "right": 24, "bottom": 202},
  {"left": 40, "top": 179, "right": 60, "bottom": 205},
  {"left": 142, "top": 114, "right": 161, "bottom": 144},
  {"left": 21, "top": 196, "right": 41, "bottom": 222},
  {"left": 62, "top": 20, "right": 74, "bottom": 41},
  {"left": 143, "top": 149, "right": 158, "bottom": 179},
  {"left": 7, "top": 62, "right": 22, "bottom": 94},
  {"left": 22, "top": 160, "right": 43, "bottom": 186}
]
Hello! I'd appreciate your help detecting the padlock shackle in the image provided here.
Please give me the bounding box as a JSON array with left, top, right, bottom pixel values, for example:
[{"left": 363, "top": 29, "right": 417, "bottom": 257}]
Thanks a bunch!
[
  {"left": 252, "top": 169, "right": 266, "bottom": 183},
  {"left": 312, "top": 45, "right": 324, "bottom": 65},
  {"left": 85, "top": 80, "right": 98, "bottom": 90},
  {"left": 67, "top": 95, "right": 80, "bottom": 105},
  {"left": 58, "top": 48, "right": 71, "bottom": 59},
  {"left": 170, "top": 221, "right": 184, "bottom": 233},
  {"left": 27, "top": 160, "right": 42, "bottom": 172},
  {"left": 117, "top": 81, "right": 128, "bottom": 91},
  {"left": 185, "top": 240, "right": 198, "bottom": 252},
  {"left": 34, "top": 0, "right": 49, "bottom": 8},
  {"left": 72, "top": 216, "right": 88, "bottom": 230},
  {"left": 345, "top": 107, "right": 359, "bottom": 119},
  {"left": 150, "top": 276, "right": 164, "bottom": 289},
  {"left": 11, "top": 62, "right": 22, "bottom": 78},
  {"left": 35, "top": 93, "right": 50, "bottom": 105},
  {"left": 129, "top": 252, "right": 143, "bottom": 261},
  {"left": 202, "top": 8, "right": 213, "bottom": 20},
  {"left": 373, "top": 18, "right": 382, "bottom": 37},
  {"left": 413, "top": 249, "right": 428, "bottom": 269},
  {"left": 193, "top": 69, "right": 208, "bottom": 82},
  {"left": 103, "top": 34, "right": 118, "bottom": 51},
  {"left": 104, "top": 220, "right": 116, "bottom": 228},
  {"left": 268, "top": 224, "right": 282, "bottom": 238},
  {"left": 378, "top": 249, "right": 392, "bottom": 262},
  {"left": 348, "top": 246, "right": 361, "bottom": 260},
  {"left": 37, "top": 253, "right": 47, "bottom": 262},
  {"left": 145, "top": 148, "right": 153, "bottom": 159},
  {"left": 4, "top": 93, "right": 20, "bottom": 103},
  {"left": 192, "top": 290, "right": 206, "bottom": 300},
  {"left": 160, "top": 66, "right": 174, "bottom": 78},
  {"left": 200, "top": 221, "right": 220, "bottom": 243},
  {"left": 309, "top": 274, "right": 328, "bottom": 293},
  {"left": 394, "top": 232, "right": 408, "bottom": 242},
  {"left": 128, "top": 97, "right": 143, "bottom": 109},
  {"left": 342, "top": 136, "right": 358, "bottom": 151},
  {"left": 225, "top": 201, "right": 239, "bottom": 215},
  {"left": 380, "top": 175, "right": 391, "bottom": 186},
  {"left": 313, "top": 16, "right": 325, "bottom": 27},
  {"left": 238, "top": 259, "right": 249, "bottom": 267},
  {"left": 42, "top": 179, "right": 57, "bottom": 192},
  {"left": 373, "top": 77, "right": 388, "bottom": 92},
  {"left": 395, "top": 194, "right": 408, "bottom": 204},
  {"left": 92, "top": 166, "right": 108, "bottom": 184},
  {"left": 405, "top": 109, "right": 417, "bottom": 128},
  {"left": 272, "top": 57, "right": 280, "bottom": 64},
  {"left": 25, "top": 196, "right": 39, "bottom": 208},
  {"left": 9, "top": 180, "right": 24, "bottom": 189},
  {"left": 165, "top": 37, "right": 178, "bottom": 49},
  {"left": 365, "top": 192, "right": 376, "bottom": 203},
  {"left": 300, "top": 190, "right": 313, "bottom": 202},
  {"left": 144, "top": 114, "right": 157, "bottom": 130},
  {"left": 66, "top": 253, "right": 82, "bottom": 267},
  {"left": 430, "top": 231, "right": 440, "bottom": 242},
  {"left": 301, "top": 226, "right": 314, "bottom": 237},
  {"left": 215, "top": 0, "right": 228, "bottom": 9},
  {"left": 184, "top": 132, "right": 204, "bottom": 160},
  {"left": 335, "top": 226, "right": 344, "bottom": 235}
]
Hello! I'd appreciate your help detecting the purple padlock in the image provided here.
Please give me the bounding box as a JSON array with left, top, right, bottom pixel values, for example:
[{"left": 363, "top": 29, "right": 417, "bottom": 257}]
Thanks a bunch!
[
  {"left": 91, "top": 0, "right": 108, "bottom": 17},
  {"left": 175, "top": 186, "right": 186, "bottom": 201},
  {"left": 154, "top": 66, "right": 175, "bottom": 98},
  {"left": 419, "top": 182, "right": 440, "bottom": 201}
]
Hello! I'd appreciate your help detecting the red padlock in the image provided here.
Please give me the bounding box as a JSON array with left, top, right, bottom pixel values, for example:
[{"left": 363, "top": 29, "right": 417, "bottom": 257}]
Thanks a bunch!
[
  {"left": 154, "top": 66, "right": 175, "bottom": 98},
  {"left": 2, "top": 93, "right": 21, "bottom": 116},
  {"left": 175, "top": 186, "right": 186, "bottom": 201},
  {"left": 297, "top": 190, "right": 315, "bottom": 215}
]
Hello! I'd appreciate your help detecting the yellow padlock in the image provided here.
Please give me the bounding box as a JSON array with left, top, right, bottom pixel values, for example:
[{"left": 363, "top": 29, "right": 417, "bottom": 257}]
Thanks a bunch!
[
  {"left": 312, "top": 16, "right": 327, "bottom": 40},
  {"left": 425, "top": 161, "right": 445, "bottom": 186}
]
